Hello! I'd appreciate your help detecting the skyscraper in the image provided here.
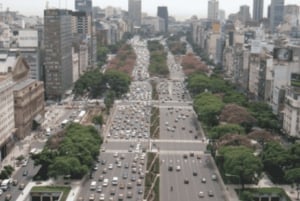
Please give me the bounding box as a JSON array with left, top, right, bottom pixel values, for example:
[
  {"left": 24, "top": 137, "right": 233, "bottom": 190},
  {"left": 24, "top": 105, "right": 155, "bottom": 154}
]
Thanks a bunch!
[
  {"left": 128, "top": 0, "right": 142, "bottom": 30},
  {"left": 270, "top": 0, "right": 285, "bottom": 32},
  {"left": 44, "top": 9, "right": 73, "bottom": 100},
  {"left": 208, "top": 0, "right": 219, "bottom": 20},
  {"left": 253, "top": 0, "right": 264, "bottom": 22},
  {"left": 157, "top": 6, "right": 169, "bottom": 32}
]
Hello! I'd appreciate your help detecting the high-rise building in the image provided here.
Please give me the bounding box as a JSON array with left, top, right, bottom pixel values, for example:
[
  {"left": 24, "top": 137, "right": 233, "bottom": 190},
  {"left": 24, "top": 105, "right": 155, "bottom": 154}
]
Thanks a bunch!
[
  {"left": 239, "top": 5, "right": 251, "bottom": 23},
  {"left": 75, "top": 0, "right": 92, "bottom": 14},
  {"left": 218, "top": 9, "right": 226, "bottom": 22},
  {"left": 157, "top": 6, "right": 168, "bottom": 32},
  {"left": 270, "top": 0, "right": 285, "bottom": 32},
  {"left": 253, "top": 0, "right": 264, "bottom": 22},
  {"left": 44, "top": 9, "right": 73, "bottom": 100},
  {"left": 208, "top": 0, "right": 219, "bottom": 20},
  {"left": 128, "top": 0, "right": 142, "bottom": 30}
]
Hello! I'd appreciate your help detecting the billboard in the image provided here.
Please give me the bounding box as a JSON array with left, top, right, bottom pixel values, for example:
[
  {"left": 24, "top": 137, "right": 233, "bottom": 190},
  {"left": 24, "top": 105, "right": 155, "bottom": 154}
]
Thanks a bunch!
[
  {"left": 291, "top": 73, "right": 300, "bottom": 87},
  {"left": 273, "top": 48, "right": 293, "bottom": 61},
  {"left": 244, "top": 31, "right": 255, "bottom": 44}
]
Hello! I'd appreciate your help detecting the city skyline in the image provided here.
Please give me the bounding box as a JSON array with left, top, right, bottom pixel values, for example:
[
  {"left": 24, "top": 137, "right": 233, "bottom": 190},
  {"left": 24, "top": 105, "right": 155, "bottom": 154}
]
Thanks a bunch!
[{"left": 1, "top": 0, "right": 300, "bottom": 20}]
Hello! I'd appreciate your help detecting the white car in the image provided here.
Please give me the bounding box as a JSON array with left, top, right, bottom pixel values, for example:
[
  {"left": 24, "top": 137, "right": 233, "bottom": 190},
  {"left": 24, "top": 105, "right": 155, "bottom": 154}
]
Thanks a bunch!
[
  {"left": 99, "top": 193, "right": 105, "bottom": 201},
  {"left": 108, "top": 164, "right": 113, "bottom": 170},
  {"left": 176, "top": 165, "right": 181, "bottom": 171}
]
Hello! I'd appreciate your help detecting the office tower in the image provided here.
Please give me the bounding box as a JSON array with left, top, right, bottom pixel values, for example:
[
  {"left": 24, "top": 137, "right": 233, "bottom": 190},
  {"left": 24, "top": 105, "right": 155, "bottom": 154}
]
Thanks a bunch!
[
  {"left": 44, "top": 9, "right": 73, "bottom": 100},
  {"left": 128, "top": 0, "right": 142, "bottom": 29},
  {"left": 239, "top": 5, "right": 251, "bottom": 23},
  {"left": 253, "top": 0, "right": 264, "bottom": 22},
  {"left": 270, "top": 0, "right": 285, "bottom": 32},
  {"left": 157, "top": 6, "right": 169, "bottom": 32},
  {"left": 75, "top": 0, "right": 92, "bottom": 14},
  {"left": 208, "top": 0, "right": 219, "bottom": 20},
  {"left": 218, "top": 9, "right": 226, "bottom": 22}
]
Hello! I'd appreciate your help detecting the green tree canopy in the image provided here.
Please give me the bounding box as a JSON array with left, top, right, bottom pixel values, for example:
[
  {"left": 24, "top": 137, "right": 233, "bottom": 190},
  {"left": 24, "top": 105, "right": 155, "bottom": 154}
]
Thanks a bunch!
[
  {"left": 104, "top": 70, "right": 131, "bottom": 98},
  {"left": 285, "top": 168, "right": 300, "bottom": 184},
  {"left": 220, "top": 146, "right": 263, "bottom": 189},
  {"left": 193, "top": 92, "right": 224, "bottom": 126},
  {"left": 209, "top": 124, "right": 245, "bottom": 139}
]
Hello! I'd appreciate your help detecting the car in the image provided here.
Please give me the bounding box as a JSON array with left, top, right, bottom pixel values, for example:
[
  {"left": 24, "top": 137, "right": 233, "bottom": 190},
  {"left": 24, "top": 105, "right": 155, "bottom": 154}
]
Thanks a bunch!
[
  {"left": 211, "top": 174, "right": 217, "bottom": 181},
  {"left": 108, "top": 164, "right": 113, "bottom": 170},
  {"left": 101, "top": 147, "right": 106, "bottom": 152},
  {"left": 119, "top": 182, "right": 125, "bottom": 189},
  {"left": 96, "top": 186, "right": 102, "bottom": 193},
  {"left": 131, "top": 175, "right": 136, "bottom": 182},
  {"left": 208, "top": 190, "right": 214, "bottom": 197},
  {"left": 5, "top": 194, "right": 12, "bottom": 201},
  {"left": 168, "top": 166, "right": 173, "bottom": 171},
  {"left": 118, "top": 193, "right": 124, "bottom": 200},
  {"left": 176, "top": 166, "right": 181, "bottom": 171},
  {"left": 124, "top": 163, "right": 129, "bottom": 169},
  {"left": 198, "top": 191, "right": 204, "bottom": 198},
  {"left": 137, "top": 187, "right": 143, "bottom": 194},
  {"left": 12, "top": 179, "right": 18, "bottom": 186},
  {"left": 193, "top": 171, "right": 198, "bottom": 176},
  {"left": 93, "top": 164, "right": 98, "bottom": 171},
  {"left": 0, "top": 189, "right": 3, "bottom": 195},
  {"left": 110, "top": 188, "right": 116, "bottom": 195},
  {"left": 117, "top": 162, "right": 122, "bottom": 168},
  {"left": 113, "top": 152, "right": 118, "bottom": 158},
  {"left": 201, "top": 177, "right": 206, "bottom": 183},
  {"left": 137, "top": 179, "right": 142, "bottom": 186},
  {"left": 102, "top": 168, "right": 107, "bottom": 174},
  {"left": 184, "top": 178, "right": 189, "bottom": 184},
  {"left": 190, "top": 152, "right": 194, "bottom": 157},
  {"left": 127, "top": 182, "right": 133, "bottom": 189},
  {"left": 99, "top": 193, "right": 105, "bottom": 201},
  {"left": 23, "top": 170, "right": 28, "bottom": 176},
  {"left": 196, "top": 154, "right": 201, "bottom": 159},
  {"left": 122, "top": 172, "right": 128, "bottom": 179},
  {"left": 98, "top": 175, "right": 104, "bottom": 181},
  {"left": 19, "top": 182, "right": 25, "bottom": 190},
  {"left": 89, "top": 193, "right": 95, "bottom": 201},
  {"left": 183, "top": 154, "right": 188, "bottom": 159},
  {"left": 127, "top": 191, "right": 133, "bottom": 198},
  {"left": 101, "top": 160, "right": 106, "bottom": 165},
  {"left": 77, "top": 197, "right": 84, "bottom": 201}
]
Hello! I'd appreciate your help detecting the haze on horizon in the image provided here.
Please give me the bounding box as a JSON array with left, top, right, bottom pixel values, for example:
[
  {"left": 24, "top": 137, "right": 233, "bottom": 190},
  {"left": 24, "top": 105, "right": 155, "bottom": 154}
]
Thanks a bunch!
[{"left": 1, "top": 0, "right": 300, "bottom": 20}]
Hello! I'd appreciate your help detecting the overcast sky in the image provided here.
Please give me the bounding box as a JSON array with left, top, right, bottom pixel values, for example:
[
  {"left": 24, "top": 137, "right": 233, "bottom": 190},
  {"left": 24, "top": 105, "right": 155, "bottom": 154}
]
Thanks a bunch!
[{"left": 1, "top": 0, "right": 300, "bottom": 20}]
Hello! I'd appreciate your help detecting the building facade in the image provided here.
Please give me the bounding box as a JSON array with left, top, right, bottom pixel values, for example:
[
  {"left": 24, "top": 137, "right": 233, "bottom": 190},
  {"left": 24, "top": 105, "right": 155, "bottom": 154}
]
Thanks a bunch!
[
  {"left": 253, "top": 0, "right": 264, "bottom": 22},
  {"left": 44, "top": 9, "right": 73, "bottom": 101}
]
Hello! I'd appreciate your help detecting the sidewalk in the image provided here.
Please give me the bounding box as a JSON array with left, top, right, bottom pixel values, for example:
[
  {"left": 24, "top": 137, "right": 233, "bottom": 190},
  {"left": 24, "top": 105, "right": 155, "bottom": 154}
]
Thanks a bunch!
[{"left": 227, "top": 173, "right": 300, "bottom": 201}]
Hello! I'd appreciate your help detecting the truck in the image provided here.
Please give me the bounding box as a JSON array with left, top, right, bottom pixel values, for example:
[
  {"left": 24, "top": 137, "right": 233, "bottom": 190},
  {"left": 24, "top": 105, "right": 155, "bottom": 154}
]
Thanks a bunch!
[{"left": 1, "top": 179, "right": 11, "bottom": 191}]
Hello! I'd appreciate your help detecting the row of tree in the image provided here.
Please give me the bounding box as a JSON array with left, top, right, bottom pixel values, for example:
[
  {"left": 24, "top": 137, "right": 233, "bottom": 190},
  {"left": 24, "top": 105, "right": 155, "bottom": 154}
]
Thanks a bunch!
[
  {"left": 32, "top": 123, "right": 102, "bottom": 179},
  {"left": 148, "top": 40, "right": 169, "bottom": 77}
]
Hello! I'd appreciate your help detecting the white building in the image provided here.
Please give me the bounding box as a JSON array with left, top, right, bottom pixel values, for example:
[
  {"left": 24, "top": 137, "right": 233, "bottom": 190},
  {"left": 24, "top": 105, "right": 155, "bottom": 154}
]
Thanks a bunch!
[
  {"left": 208, "top": 0, "right": 219, "bottom": 20},
  {"left": 0, "top": 74, "right": 15, "bottom": 161}
]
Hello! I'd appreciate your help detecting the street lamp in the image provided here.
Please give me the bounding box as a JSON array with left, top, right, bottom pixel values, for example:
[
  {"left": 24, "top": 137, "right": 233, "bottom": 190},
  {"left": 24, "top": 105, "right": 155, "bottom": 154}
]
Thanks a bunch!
[{"left": 225, "top": 173, "right": 241, "bottom": 200}]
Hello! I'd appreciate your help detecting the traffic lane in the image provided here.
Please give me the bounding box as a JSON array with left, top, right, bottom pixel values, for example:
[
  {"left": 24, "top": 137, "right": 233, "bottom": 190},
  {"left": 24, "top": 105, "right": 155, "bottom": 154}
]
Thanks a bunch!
[
  {"left": 160, "top": 108, "right": 201, "bottom": 140},
  {"left": 80, "top": 152, "right": 146, "bottom": 201},
  {"left": 155, "top": 142, "right": 206, "bottom": 152},
  {"left": 160, "top": 154, "right": 225, "bottom": 201},
  {"left": 5, "top": 159, "right": 41, "bottom": 201},
  {"left": 104, "top": 141, "right": 149, "bottom": 152}
]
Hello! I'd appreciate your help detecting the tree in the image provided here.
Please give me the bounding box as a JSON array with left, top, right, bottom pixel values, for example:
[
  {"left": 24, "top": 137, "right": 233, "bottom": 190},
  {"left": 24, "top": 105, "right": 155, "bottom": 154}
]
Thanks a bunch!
[
  {"left": 260, "top": 142, "right": 289, "bottom": 183},
  {"left": 285, "top": 168, "right": 300, "bottom": 184},
  {"left": 93, "top": 114, "right": 103, "bottom": 125},
  {"left": 104, "top": 70, "right": 130, "bottom": 98},
  {"left": 193, "top": 92, "right": 224, "bottom": 127},
  {"left": 209, "top": 124, "right": 245, "bottom": 139},
  {"left": 220, "top": 146, "right": 263, "bottom": 189}
]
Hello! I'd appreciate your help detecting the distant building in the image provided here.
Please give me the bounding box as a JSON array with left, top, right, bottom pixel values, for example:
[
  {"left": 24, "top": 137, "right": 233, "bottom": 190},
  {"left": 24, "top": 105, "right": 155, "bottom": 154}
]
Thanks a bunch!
[
  {"left": 44, "top": 9, "right": 73, "bottom": 101},
  {"left": 270, "top": 0, "right": 285, "bottom": 32},
  {"left": 239, "top": 5, "right": 251, "bottom": 24},
  {"left": 157, "top": 6, "right": 168, "bottom": 32},
  {"left": 75, "top": 0, "right": 92, "bottom": 14},
  {"left": 218, "top": 9, "right": 226, "bottom": 22},
  {"left": 128, "top": 0, "right": 142, "bottom": 30},
  {"left": 253, "top": 0, "right": 264, "bottom": 22},
  {"left": 208, "top": 0, "right": 219, "bottom": 20}
]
